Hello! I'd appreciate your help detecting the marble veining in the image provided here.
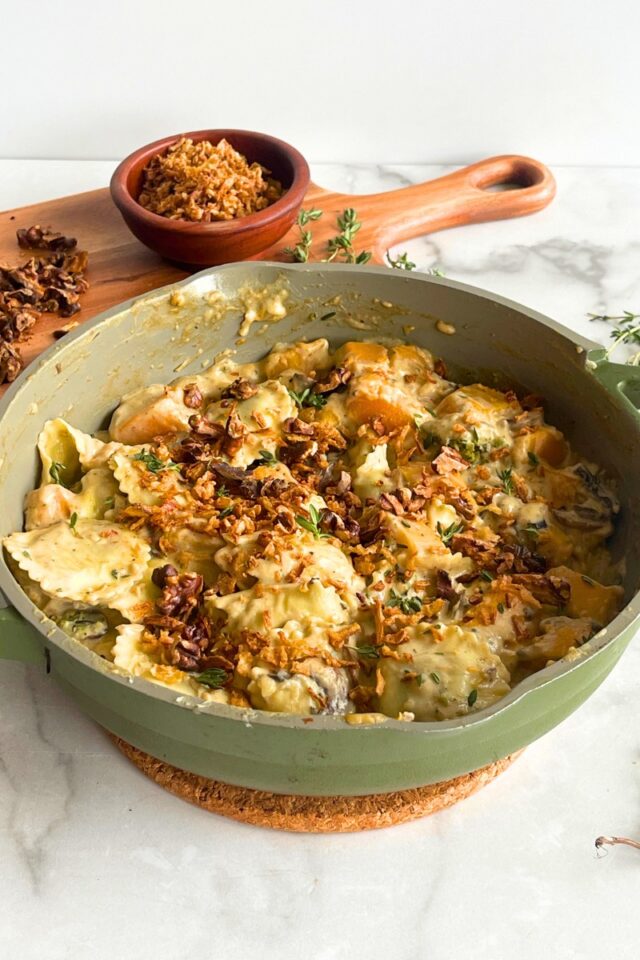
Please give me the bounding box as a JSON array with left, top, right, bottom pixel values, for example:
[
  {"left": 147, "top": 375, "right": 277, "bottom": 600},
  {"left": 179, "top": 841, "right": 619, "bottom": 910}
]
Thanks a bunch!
[{"left": 1, "top": 160, "right": 640, "bottom": 960}]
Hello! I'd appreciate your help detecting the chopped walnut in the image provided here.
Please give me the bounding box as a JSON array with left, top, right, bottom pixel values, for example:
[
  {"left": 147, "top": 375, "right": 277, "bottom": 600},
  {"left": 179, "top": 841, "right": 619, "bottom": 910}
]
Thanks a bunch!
[
  {"left": 379, "top": 488, "right": 426, "bottom": 515},
  {"left": 183, "top": 383, "right": 203, "bottom": 408},
  {"left": 0, "top": 234, "right": 89, "bottom": 384},
  {"left": 436, "top": 569, "right": 459, "bottom": 602},
  {"left": 221, "top": 377, "right": 259, "bottom": 400},
  {"left": 146, "top": 565, "right": 212, "bottom": 672},
  {"left": 283, "top": 416, "right": 315, "bottom": 436},
  {"left": 510, "top": 573, "right": 570, "bottom": 606},
  {"left": 313, "top": 366, "right": 352, "bottom": 394},
  {"left": 0, "top": 341, "right": 22, "bottom": 383},
  {"left": 432, "top": 445, "right": 470, "bottom": 474},
  {"left": 16, "top": 225, "right": 77, "bottom": 252},
  {"left": 225, "top": 410, "right": 246, "bottom": 440}
]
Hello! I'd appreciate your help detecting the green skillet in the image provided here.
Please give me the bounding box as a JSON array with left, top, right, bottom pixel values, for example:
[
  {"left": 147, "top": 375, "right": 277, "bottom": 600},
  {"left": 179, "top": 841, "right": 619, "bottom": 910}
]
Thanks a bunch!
[{"left": 1, "top": 262, "right": 639, "bottom": 796}]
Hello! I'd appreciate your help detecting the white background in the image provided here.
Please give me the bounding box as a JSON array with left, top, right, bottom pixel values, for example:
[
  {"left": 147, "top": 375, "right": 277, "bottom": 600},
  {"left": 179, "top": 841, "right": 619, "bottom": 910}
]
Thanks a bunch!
[{"left": 1, "top": 0, "right": 639, "bottom": 165}]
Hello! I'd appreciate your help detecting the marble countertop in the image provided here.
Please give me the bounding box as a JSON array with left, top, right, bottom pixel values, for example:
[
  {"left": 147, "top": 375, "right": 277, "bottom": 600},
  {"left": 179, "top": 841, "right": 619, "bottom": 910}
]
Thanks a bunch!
[{"left": 1, "top": 160, "right": 639, "bottom": 960}]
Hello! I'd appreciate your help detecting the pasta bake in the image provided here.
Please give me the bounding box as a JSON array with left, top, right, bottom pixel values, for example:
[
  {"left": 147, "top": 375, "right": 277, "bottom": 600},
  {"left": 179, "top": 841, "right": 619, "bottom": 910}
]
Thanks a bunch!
[{"left": 3, "top": 338, "right": 623, "bottom": 721}]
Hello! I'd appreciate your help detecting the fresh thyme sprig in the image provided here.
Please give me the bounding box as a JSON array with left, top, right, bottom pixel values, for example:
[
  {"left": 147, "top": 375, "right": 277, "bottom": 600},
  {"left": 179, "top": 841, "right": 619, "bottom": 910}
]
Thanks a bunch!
[
  {"left": 284, "top": 207, "right": 444, "bottom": 271},
  {"left": 437, "top": 520, "right": 464, "bottom": 545},
  {"left": 283, "top": 208, "right": 323, "bottom": 262},
  {"left": 498, "top": 467, "right": 514, "bottom": 495},
  {"left": 588, "top": 309, "right": 640, "bottom": 365},
  {"left": 325, "top": 208, "right": 372, "bottom": 264},
  {"left": 295, "top": 503, "right": 328, "bottom": 539},
  {"left": 386, "top": 250, "right": 416, "bottom": 271}
]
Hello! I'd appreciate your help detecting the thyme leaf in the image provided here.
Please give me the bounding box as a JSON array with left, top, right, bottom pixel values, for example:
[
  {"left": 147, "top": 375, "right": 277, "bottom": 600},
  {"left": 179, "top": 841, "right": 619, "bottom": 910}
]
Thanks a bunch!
[
  {"left": 195, "top": 667, "right": 229, "bottom": 689},
  {"left": 288, "top": 387, "right": 327, "bottom": 409},
  {"left": 49, "top": 461, "right": 66, "bottom": 485},
  {"left": 388, "top": 588, "right": 422, "bottom": 614},
  {"left": 133, "top": 450, "right": 180, "bottom": 474},
  {"left": 353, "top": 643, "right": 381, "bottom": 660}
]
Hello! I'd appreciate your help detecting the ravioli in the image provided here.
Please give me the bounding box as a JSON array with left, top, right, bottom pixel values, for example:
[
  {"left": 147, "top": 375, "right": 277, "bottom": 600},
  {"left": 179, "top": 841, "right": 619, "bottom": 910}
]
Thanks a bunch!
[
  {"left": 26, "top": 469, "right": 122, "bottom": 530},
  {"left": 203, "top": 380, "right": 297, "bottom": 466},
  {"left": 38, "top": 418, "right": 121, "bottom": 483},
  {"left": 4, "top": 519, "right": 151, "bottom": 608},
  {"left": 113, "top": 625, "right": 229, "bottom": 701},
  {"left": 111, "top": 448, "right": 187, "bottom": 507},
  {"left": 378, "top": 624, "right": 511, "bottom": 721}
]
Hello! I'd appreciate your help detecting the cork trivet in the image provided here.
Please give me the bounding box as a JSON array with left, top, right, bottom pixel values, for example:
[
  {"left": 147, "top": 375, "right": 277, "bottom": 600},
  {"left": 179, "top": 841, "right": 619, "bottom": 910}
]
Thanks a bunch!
[{"left": 109, "top": 734, "right": 520, "bottom": 832}]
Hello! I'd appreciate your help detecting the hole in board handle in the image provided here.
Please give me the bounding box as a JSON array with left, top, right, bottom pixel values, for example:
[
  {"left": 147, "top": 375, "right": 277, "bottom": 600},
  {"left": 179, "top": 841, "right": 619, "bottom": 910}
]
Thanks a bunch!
[
  {"left": 474, "top": 161, "right": 544, "bottom": 192},
  {"left": 481, "top": 181, "right": 526, "bottom": 193}
]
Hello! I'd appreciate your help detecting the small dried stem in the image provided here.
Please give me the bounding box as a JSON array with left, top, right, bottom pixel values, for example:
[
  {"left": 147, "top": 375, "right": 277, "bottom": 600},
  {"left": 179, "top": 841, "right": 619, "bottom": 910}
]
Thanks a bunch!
[{"left": 595, "top": 834, "right": 640, "bottom": 853}]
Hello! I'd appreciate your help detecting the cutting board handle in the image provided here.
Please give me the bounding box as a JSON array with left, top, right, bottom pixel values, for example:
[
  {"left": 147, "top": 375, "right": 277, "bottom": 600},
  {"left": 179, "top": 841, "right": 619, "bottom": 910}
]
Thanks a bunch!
[{"left": 346, "top": 154, "right": 556, "bottom": 257}]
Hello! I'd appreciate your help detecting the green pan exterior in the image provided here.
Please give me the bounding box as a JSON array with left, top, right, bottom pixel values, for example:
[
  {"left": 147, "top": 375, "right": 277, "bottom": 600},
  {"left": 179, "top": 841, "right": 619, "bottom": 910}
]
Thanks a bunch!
[{"left": 0, "top": 263, "right": 639, "bottom": 796}]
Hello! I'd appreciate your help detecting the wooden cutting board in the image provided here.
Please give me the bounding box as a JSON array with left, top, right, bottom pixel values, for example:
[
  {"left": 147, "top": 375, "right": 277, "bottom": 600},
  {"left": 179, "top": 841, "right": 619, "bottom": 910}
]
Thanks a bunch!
[{"left": 0, "top": 154, "right": 555, "bottom": 390}]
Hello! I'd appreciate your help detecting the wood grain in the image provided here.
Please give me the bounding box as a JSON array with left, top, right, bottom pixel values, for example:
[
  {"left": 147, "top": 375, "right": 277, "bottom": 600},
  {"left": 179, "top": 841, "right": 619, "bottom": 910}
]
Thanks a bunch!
[{"left": 0, "top": 154, "right": 555, "bottom": 391}]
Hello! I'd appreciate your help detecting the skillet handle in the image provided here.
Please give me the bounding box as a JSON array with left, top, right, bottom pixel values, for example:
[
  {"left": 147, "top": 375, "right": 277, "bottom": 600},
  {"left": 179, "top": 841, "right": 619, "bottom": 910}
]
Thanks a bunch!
[
  {"left": 591, "top": 360, "right": 640, "bottom": 417},
  {"left": 0, "top": 604, "right": 45, "bottom": 664},
  {"left": 354, "top": 154, "right": 556, "bottom": 253}
]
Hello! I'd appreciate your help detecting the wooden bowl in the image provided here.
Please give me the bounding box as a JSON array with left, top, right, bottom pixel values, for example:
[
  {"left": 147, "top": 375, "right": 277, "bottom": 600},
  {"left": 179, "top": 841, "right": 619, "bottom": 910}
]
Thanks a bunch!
[{"left": 110, "top": 129, "right": 310, "bottom": 266}]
